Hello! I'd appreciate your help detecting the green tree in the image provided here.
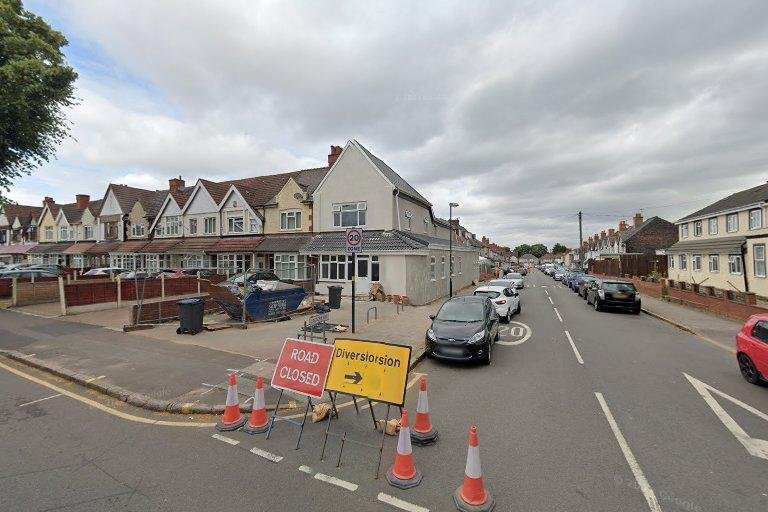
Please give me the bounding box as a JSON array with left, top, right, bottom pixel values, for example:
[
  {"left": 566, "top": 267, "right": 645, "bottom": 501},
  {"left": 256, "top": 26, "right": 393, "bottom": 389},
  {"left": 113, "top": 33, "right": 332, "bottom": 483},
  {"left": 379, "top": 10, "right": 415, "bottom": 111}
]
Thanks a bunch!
[
  {"left": 513, "top": 243, "right": 532, "bottom": 257},
  {"left": 552, "top": 243, "right": 568, "bottom": 254},
  {"left": 0, "top": 0, "right": 77, "bottom": 203},
  {"left": 530, "top": 243, "right": 548, "bottom": 258}
]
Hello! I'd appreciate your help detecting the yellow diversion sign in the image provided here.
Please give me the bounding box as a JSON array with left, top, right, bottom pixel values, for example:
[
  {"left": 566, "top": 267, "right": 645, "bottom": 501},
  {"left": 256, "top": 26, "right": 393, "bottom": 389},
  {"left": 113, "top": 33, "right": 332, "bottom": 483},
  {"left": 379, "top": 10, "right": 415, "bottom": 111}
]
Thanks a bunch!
[{"left": 325, "top": 339, "right": 411, "bottom": 406}]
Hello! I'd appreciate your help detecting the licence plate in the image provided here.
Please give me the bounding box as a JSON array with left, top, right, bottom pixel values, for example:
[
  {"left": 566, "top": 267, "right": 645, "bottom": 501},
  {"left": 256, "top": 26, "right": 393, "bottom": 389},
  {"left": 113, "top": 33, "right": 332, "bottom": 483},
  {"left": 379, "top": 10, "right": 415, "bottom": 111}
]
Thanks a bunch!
[
  {"left": 614, "top": 293, "right": 628, "bottom": 299},
  {"left": 441, "top": 346, "right": 465, "bottom": 356}
]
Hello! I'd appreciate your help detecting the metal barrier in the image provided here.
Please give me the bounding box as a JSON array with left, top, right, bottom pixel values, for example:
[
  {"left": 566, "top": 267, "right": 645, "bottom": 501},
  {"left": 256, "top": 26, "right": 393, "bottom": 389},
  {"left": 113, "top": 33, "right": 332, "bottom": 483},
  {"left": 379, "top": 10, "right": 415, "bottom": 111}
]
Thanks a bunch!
[{"left": 366, "top": 306, "right": 378, "bottom": 324}]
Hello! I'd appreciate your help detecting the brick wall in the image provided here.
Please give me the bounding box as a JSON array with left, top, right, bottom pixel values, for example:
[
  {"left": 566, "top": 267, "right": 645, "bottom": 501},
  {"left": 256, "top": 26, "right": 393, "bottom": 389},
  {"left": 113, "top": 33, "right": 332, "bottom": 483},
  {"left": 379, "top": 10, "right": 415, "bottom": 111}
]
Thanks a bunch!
[
  {"left": 0, "top": 279, "right": 11, "bottom": 298},
  {"left": 130, "top": 296, "right": 220, "bottom": 325},
  {"left": 16, "top": 280, "right": 60, "bottom": 306},
  {"left": 666, "top": 282, "right": 766, "bottom": 322},
  {"left": 625, "top": 218, "right": 678, "bottom": 254}
]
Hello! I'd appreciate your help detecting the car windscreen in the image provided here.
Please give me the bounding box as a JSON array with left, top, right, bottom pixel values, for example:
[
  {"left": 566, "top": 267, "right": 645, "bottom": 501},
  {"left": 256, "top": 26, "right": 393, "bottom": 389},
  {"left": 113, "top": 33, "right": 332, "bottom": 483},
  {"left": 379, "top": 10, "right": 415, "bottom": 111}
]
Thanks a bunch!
[
  {"left": 604, "top": 282, "right": 636, "bottom": 293},
  {"left": 436, "top": 300, "right": 485, "bottom": 322},
  {"left": 506, "top": 273, "right": 522, "bottom": 279},
  {"left": 488, "top": 280, "right": 511, "bottom": 287},
  {"left": 474, "top": 290, "right": 501, "bottom": 299}
]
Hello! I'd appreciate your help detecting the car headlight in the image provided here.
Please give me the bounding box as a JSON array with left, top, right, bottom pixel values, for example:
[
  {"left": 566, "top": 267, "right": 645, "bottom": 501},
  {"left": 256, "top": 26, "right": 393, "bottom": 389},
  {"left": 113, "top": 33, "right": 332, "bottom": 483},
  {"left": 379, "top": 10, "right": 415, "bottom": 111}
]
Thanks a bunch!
[
  {"left": 598, "top": 290, "right": 605, "bottom": 299},
  {"left": 468, "top": 330, "right": 485, "bottom": 344},
  {"left": 426, "top": 328, "right": 436, "bottom": 341},
  {"left": 635, "top": 293, "right": 641, "bottom": 301}
]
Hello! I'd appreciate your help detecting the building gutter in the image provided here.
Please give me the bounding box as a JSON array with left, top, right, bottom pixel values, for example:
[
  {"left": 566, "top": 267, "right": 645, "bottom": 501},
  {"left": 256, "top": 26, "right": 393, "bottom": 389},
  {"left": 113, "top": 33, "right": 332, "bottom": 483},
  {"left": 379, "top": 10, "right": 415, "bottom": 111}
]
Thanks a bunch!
[
  {"left": 741, "top": 241, "right": 750, "bottom": 292},
  {"left": 394, "top": 189, "right": 402, "bottom": 230}
]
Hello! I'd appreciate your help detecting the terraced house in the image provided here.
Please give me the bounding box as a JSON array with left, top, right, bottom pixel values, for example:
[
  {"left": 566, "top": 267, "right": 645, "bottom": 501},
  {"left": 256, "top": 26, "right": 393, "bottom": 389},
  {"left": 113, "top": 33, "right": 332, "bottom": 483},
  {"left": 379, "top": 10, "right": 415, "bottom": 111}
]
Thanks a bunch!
[
  {"left": 668, "top": 182, "right": 768, "bottom": 298},
  {"left": 0, "top": 203, "right": 41, "bottom": 263}
]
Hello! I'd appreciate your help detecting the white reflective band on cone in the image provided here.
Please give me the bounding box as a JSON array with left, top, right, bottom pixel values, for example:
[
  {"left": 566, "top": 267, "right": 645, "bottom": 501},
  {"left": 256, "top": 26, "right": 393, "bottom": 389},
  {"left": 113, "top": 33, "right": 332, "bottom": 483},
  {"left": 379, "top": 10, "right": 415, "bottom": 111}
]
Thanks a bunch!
[
  {"left": 397, "top": 426, "right": 413, "bottom": 455},
  {"left": 416, "top": 391, "right": 428, "bottom": 413},
  {"left": 465, "top": 445, "right": 482, "bottom": 479},
  {"left": 254, "top": 389, "right": 265, "bottom": 409},
  {"left": 226, "top": 385, "right": 238, "bottom": 406}
]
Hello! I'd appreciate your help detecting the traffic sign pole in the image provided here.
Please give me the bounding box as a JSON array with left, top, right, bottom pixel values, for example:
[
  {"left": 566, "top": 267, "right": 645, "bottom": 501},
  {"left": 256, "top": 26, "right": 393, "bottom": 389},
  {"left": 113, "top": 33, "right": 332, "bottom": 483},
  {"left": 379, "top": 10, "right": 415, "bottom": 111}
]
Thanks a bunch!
[{"left": 352, "top": 252, "right": 356, "bottom": 333}]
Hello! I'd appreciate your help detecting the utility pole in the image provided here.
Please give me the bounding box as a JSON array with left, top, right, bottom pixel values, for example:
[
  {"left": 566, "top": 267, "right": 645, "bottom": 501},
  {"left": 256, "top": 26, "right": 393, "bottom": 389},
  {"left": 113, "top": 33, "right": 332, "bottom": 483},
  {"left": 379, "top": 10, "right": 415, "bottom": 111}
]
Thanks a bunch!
[{"left": 578, "top": 211, "right": 584, "bottom": 269}]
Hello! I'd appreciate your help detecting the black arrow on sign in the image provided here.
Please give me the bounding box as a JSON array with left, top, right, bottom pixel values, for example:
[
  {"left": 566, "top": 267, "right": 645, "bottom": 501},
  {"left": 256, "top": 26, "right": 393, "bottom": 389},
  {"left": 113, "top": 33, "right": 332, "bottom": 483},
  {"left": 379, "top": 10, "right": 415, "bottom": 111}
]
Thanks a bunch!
[{"left": 344, "top": 371, "right": 362, "bottom": 384}]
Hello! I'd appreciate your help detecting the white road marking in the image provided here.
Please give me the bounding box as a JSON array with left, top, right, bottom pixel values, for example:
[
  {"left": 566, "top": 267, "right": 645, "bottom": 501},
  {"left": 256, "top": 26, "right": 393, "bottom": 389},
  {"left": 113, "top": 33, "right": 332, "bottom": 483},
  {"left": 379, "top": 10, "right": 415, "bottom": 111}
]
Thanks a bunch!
[
  {"left": 548, "top": 296, "right": 554, "bottom": 305},
  {"left": 314, "top": 473, "right": 359, "bottom": 491},
  {"left": 211, "top": 433, "right": 240, "bottom": 445},
  {"left": 298, "top": 465, "right": 314, "bottom": 474},
  {"left": 553, "top": 307, "right": 563, "bottom": 323},
  {"left": 250, "top": 447, "right": 283, "bottom": 463},
  {"left": 377, "top": 492, "right": 430, "bottom": 512},
  {"left": 595, "top": 392, "right": 662, "bottom": 512},
  {"left": 496, "top": 321, "right": 533, "bottom": 346},
  {"left": 18, "top": 375, "right": 106, "bottom": 407},
  {"left": 684, "top": 373, "right": 768, "bottom": 460},
  {"left": 563, "top": 330, "right": 584, "bottom": 365}
]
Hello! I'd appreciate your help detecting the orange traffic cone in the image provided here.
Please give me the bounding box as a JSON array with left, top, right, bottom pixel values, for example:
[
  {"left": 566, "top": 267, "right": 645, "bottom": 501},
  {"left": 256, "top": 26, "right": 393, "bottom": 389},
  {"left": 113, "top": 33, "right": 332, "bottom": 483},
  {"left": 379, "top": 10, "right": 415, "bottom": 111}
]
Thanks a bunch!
[
  {"left": 411, "top": 376, "right": 438, "bottom": 445},
  {"left": 454, "top": 425, "right": 494, "bottom": 511},
  {"left": 244, "top": 376, "right": 269, "bottom": 434},
  {"left": 216, "top": 373, "right": 246, "bottom": 431},
  {"left": 386, "top": 409, "right": 423, "bottom": 489}
]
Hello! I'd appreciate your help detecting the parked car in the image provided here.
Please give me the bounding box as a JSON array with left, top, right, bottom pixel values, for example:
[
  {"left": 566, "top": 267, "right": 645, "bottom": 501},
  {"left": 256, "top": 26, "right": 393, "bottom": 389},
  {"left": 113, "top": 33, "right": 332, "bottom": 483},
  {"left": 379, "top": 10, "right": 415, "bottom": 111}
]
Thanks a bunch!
[
  {"left": 553, "top": 268, "right": 567, "bottom": 281},
  {"left": 118, "top": 270, "right": 155, "bottom": 279},
  {"left": 425, "top": 295, "right": 500, "bottom": 365},
  {"left": 229, "top": 270, "right": 281, "bottom": 285},
  {"left": 155, "top": 269, "right": 188, "bottom": 279},
  {"left": 568, "top": 272, "right": 588, "bottom": 292},
  {"left": 503, "top": 272, "right": 525, "bottom": 289},
  {"left": 0, "top": 269, "right": 58, "bottom": 279},
  {"left": 83, "top": 267, "right": 124, "bottom": 277},
  {"left": 25, "top": 264, "right": 65, "bottom": 275},
  {"left": 179, "top": 268, "right": 216, "bottom": 278},
  {"left": 736, "top": 314, "right": 768, "bottom": 385},
  {"left": 585, "top": 279, "right": 641, "bottom": 314},
  {"left": 473, "top": 284, "right": 520, "bottom": 322},
  {"left": 578, "top": 276, "right": 598, "bottom": 298}
]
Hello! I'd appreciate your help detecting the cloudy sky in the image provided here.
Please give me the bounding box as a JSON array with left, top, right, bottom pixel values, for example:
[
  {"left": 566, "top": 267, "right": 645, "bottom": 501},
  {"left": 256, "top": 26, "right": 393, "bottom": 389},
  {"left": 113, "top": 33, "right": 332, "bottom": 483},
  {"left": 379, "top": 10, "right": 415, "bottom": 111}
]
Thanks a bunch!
[{"left": 13, "top": 0, "right": 768, "bottom": 249}]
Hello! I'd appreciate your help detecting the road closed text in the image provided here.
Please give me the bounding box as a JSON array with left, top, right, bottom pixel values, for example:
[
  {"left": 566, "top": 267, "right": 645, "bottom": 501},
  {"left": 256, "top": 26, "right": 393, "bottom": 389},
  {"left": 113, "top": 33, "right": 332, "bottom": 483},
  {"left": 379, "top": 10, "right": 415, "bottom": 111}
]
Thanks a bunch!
[{"left": 271, "top": 338, "right": 335, "bottom": 399}]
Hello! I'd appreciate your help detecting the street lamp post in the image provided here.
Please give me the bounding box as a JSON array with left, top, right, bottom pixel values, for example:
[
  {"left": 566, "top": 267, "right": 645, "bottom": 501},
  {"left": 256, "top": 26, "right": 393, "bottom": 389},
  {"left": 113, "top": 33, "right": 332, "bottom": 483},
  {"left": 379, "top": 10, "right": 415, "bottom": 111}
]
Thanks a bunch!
[{"left": 449, "top": 202, "right": 459, "bottom": 297}]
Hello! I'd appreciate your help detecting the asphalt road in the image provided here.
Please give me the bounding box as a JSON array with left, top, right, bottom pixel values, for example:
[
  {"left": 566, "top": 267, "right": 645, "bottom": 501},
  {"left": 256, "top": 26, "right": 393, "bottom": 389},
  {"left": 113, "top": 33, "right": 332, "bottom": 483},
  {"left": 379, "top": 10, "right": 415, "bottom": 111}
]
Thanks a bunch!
[{"left": 2, "top": 270, "right": 768, "bottom": 511}]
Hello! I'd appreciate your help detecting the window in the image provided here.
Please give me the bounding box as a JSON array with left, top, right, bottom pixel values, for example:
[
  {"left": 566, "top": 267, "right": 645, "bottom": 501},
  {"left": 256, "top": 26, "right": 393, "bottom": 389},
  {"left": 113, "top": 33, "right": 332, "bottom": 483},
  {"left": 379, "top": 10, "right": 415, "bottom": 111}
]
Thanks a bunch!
[
  {"left": 204, "top": 217, "right": 217, "bottom": 234},
  {"left": 227, "top": 216, "right": 244, "bottom": 233},
  {"left": 189, "top": 219, "right": 197, "bottom": 235},
  {"left": 429, "top": 256, "right": 436, "bottom": 280},
  {"left": 692, "top": 254, "right": 702, "bottom": 271},
  {"left": 458, "top": 255, "right": 463, "bottom": 275},
  {"left": 450, "top": 255, "right": 455, "bottom": 276},
  {"left": 749, "top": 209, "right": 763, "bottom": 230},
  {"left": 754, "top": 244, "right": 766, "bottom": 277},
  {"left": 371, "top": 256, "right": 380, "bottom": 281},
  {"left": 250, "top": 217, "right": 261, "bottom": 233},
  {"left": 669, "top": 254, "right": 675, "bottom": 269},
  {"left": 45, "top": 226, "right": 53, "bottom": 240},
  {"left": 357, "top": 257, "right": 368, "bottom": 278},
  {"left": 423, "top": 217, "right": 429, "bottom": 231},
  {"left": 320, "top": 254, "right": 354, "bottom": 280},
  {"left": 680, "top": 224, "right": 689, "bottom": 238},
  {"left": 332, "top": 202, "right": 367, "bottom": 227},
  {"left": 60, "top": 226, "right": 68, "bottom": 240},
  {"left": 131, "top": 224, "right": 145, "bottom": 237},
  {"left": 441, "top": 256, "right": 446, "bottom": 279},
  {"left": 752, "top": 321, "right": 768, "bottom": 344},
  {"left": 404, "top": 210, "right": 412, "bottom": 230},
  {"left": 84, "top": 226, "right": 94, "bottom": 239},
  {"left": 280, "top": 211, "right": 302, "bottom": 230},
  {"left": 165, "top": 216, "right": 180, "bottom": 235},
  {"left": 708, "top": 217, "right": 718, "bottom": 235},
  {"left": 218, "top": 253, "right": 249, "bottom": 273},
  {"left": 729, "top": 254, "right": 743, "bottom": 274},
  {"left": 693, "top": 221, "right": 702, "bottom": 237},
  {"left": 72, "top": 254, "right": 84, "bottom": 268},
  {"left": 274, "top": 254, "right": 308, "bottom": 280},
  {"left": 726, "top": 213, "right": 739, "bottom": 233},
  {"left": 708, "top": 254, "right": 719, "bottom": 273},
  {"left": 679, "top": 254, "right": 687, "bottom": 270}
]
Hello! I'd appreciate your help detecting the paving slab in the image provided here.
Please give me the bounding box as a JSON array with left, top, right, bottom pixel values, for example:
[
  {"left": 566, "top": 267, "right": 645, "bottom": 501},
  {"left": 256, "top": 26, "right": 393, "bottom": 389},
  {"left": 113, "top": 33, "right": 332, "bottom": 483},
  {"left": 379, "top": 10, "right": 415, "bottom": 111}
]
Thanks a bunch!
[{"left": 641, "top": 295, "right": 741, "bottom": 349}]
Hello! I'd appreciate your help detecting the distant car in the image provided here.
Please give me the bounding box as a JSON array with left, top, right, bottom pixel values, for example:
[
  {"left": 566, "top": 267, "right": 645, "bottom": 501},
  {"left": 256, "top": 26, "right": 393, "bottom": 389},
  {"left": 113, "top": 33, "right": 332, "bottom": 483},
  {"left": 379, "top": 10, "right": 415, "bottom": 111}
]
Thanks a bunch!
[
  {"left": 568, "top": 272, "right": 587, "bottom": 292},
  {"left": 425, "top": 295, "right": 500, "bottom": 365},
  {"left": 155, "top": 269, "right": 188, "bottom": 279},
  {"left": 502, "top": 272, "right": 525, "bottom": 289},
  {"left": 473, "top": 284, "right": 520, "bottom": 322},
  {"left": 578, "top": 276, "right": 598, "bottom": 298},
  {"left": 118, "top": 270, "right": 155, "bottom": 279},
  {"left": 83, "top": 267, "right": 124, "bottom": 277},
  {"left": 0, "top": 269, "right": 58, "bottom": 279},
  {"left": 553, "top": 268, "right": 567, "bottom": 281},
  {"left": 25, "top": 264, "right": 65, "bottom": 276},
  {"left": 736, "top": 314, "right": 768, "bottom": 385},
  {"left": 585, "top": 279, "right": 641, "bottom": 314},
  {"left": 179, "top": 268, "right": 216, "bottom": 278}
]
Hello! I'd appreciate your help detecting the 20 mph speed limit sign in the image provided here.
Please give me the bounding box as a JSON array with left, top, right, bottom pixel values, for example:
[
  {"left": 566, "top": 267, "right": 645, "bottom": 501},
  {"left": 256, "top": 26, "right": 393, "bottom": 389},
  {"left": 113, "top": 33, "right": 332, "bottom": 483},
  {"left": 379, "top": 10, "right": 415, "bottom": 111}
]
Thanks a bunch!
[{"left": 346, "top": 228, "right": 363, "bottom": 254}]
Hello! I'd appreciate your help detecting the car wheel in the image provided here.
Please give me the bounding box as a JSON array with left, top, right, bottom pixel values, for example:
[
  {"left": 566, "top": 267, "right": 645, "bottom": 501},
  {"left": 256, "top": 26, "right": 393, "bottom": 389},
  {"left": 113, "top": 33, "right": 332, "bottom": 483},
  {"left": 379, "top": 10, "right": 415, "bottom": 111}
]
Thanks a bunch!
[
  {"left": 494, "top": 329, "right": 500, "bottom": 341},
  {"left": 482, "top": 341, "right": 492, "bottom": 365},
  {"left": 505, "top": 309, "right": 511, "bottom": 323},
  {"left": 632, "top": 306, "right": 641, "bottom": 315},
  {"left": 516, "top": 302, "right": 521, "bottom": 314},
  {"left": 738, "top": 354, "right": 762, "bottom": 385},
  {"left": 594, "top": 298, "right": 601, "bottom": 312}
]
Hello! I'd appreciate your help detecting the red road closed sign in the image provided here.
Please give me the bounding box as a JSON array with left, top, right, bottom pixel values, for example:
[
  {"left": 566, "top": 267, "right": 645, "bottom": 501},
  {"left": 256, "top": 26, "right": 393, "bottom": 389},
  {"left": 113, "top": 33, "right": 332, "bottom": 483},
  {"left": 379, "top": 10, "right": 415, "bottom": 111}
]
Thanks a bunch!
[{"left": 270, "top": 338, "right": 335, "bottom": 399}]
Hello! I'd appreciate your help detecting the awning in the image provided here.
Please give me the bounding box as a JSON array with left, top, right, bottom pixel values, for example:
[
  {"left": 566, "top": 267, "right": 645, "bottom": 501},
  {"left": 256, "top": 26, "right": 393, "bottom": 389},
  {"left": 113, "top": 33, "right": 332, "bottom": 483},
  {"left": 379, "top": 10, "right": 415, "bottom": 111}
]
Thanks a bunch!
[
  {"left": 29, "top": 242, "right": 74, "bottom": 254},
  {"left": 84, "top": 241, "right": 121, "bottom": 255},
  {"left": 63, "top": 242, "right": 96, "bottom": 255},
  {"left": 141, "top": 239, "right": 182, "bottom": 253},
  {"left": 207, "top": 236, "right": 264, "bottom": 253},
  {"left": 667, "top": 235, "right": 746, "bottom": 254},
  {"left": 0, "top": 243, "right": 37, "bottom": 255},
  {"left": 255, "top": 234, "right": 313, "bottom": 253},
  {"left": 112, "top": 240, "right": 151, "bottom": 253},
  {"left": 166, "top": 237, "right": 219, "bottom": 254}
]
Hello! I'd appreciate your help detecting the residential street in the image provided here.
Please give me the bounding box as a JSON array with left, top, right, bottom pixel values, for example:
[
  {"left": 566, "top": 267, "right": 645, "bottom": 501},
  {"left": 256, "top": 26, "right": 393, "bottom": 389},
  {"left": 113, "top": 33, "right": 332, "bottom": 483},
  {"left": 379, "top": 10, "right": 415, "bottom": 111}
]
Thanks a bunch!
[{"left": 2, "top": 269, "right": 767, "bottom": 511}]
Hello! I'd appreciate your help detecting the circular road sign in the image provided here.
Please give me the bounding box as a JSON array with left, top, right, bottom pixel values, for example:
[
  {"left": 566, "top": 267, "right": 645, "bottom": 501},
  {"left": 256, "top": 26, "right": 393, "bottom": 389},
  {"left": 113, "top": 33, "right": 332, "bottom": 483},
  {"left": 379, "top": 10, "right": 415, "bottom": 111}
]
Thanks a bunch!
[
  {"left": 496, "top": 321, "right": 532, "bottom": 346},
  {"left": 346, "top": 228, "right": 363, "bottom": 253}
]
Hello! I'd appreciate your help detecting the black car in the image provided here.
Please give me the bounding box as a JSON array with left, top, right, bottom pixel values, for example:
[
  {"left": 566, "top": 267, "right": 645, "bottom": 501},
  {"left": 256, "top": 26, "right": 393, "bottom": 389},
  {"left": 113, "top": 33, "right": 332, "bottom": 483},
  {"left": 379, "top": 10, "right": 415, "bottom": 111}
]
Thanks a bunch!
[
  {"left": 425, "top": 296, "right": 500, "bottom": 365},
  {"left": 585, "top": 279, "right": 641, "bottom": 314}
]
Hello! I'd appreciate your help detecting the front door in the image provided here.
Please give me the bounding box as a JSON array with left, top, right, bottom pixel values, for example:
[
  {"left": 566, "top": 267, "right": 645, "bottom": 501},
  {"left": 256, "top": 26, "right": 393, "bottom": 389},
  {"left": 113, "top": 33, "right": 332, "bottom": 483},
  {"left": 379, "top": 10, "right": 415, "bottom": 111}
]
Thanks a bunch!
[{"left": 355, "top": 255, "right": 371, "bottom": 295}]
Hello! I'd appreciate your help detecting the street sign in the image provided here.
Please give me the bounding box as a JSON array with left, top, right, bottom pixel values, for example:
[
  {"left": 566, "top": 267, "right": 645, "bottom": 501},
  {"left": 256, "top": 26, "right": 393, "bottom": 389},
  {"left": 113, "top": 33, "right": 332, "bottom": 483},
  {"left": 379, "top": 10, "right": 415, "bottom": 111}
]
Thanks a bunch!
[
  {"left": 346, "top": 228, "right": 363, "bottom": 254},
  {"left": 326, "top": 338, "right": 411, "bottom": 405},
  {"left": 271, "top": 338, "right": 335, "bottom": 399}
]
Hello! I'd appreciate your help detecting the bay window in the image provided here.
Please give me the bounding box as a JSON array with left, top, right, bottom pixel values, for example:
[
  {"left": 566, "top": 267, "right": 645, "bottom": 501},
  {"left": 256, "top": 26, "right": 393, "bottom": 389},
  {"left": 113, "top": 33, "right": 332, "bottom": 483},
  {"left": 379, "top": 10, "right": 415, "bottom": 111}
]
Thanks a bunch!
[
  {"left": 332, "top": 202, "right": 367, "bottom": 227},
  {"left": 275, "top": 254, "right": 308, "bottom": 280}
]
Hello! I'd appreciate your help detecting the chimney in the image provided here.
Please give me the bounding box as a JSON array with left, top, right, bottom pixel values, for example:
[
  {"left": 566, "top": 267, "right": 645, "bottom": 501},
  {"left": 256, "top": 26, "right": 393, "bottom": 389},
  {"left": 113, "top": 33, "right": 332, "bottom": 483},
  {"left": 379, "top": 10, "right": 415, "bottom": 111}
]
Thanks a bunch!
[
  {"left": 633, "top": 212, "right": 643, "bottom": 227},
  {"left": 619, "top": 220, "right": 627, "bottom": 231},
  {"left": 601, "top": 230, "right": 607, "bottom": 239},
  {"left": 169, "top": 176, "right": 185, "bottom": 193},
  {"left": 608, "top": 228, "right": 615, "bottom": 237},
  {"left": 43, "top": 197, "right": 54, "bottom": 208},
  {"left": 328, "top": 145, "right": 343, "bottom": 167},
  {"left": 76, "top": 194, "right": 90, "bottom": 209}
]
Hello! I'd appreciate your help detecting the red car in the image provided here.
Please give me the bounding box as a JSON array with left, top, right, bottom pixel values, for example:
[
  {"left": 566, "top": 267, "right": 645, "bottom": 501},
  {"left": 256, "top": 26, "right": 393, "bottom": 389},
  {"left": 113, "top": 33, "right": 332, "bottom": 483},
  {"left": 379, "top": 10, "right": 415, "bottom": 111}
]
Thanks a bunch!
[{"left": 736, "top": 314, "right": 768, "bottom": 385}]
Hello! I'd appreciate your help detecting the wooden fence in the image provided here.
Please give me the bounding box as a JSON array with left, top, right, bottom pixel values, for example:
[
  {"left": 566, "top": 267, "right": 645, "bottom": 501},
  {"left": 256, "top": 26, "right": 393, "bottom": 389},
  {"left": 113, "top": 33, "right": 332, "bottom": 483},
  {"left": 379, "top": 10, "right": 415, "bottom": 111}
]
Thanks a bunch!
[{"left": 588, "top": 254, "right": 668, "bottom": 278}]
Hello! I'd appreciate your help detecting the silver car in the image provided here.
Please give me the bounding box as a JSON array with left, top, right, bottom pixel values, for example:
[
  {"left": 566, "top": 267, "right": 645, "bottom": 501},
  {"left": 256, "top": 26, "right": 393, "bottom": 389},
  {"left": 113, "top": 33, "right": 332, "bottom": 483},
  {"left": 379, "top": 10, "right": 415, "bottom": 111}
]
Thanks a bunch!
[{"left": 502, "top": 272, "right": 525, "bottom": 289}]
